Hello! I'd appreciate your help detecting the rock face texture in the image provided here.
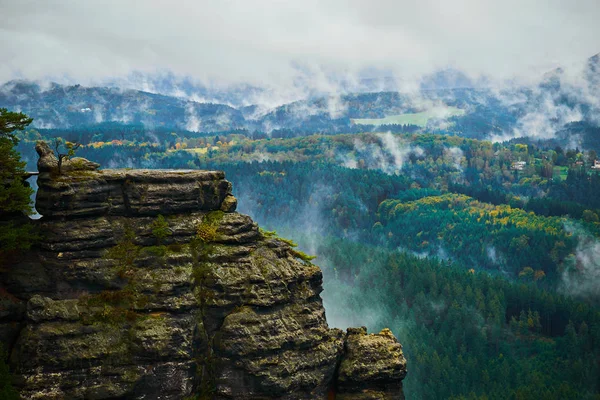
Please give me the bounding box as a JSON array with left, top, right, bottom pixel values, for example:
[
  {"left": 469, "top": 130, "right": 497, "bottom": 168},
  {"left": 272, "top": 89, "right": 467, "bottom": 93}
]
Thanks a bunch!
[{"left": 1, "top": 144, "right": 407, "bottom": 399}]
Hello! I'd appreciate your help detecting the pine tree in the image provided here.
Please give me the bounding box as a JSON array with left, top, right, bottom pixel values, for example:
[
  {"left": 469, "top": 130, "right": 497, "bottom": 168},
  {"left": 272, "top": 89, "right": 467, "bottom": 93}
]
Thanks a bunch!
[
  {"left": 0, "top": 109, "right": 36, "bottom": 263},
  {"left": 151, "top": 214, "right": 171, "bottom": 245},
  {"left": 0, "top": 108, "right": 33, "bottom": 144}
]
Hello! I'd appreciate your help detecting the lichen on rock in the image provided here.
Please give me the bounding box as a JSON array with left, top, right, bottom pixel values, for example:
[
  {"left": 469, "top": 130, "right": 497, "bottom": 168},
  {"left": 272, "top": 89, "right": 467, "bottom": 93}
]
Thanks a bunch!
[{"left": 1, "top": 146, "right": 407, "bottom": 399}]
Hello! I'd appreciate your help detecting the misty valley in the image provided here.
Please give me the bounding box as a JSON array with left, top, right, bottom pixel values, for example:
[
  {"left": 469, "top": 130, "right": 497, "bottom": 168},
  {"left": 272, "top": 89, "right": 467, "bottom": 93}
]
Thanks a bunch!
[{"left": 1, "top": 16, "right": 600, "bottom": 399}]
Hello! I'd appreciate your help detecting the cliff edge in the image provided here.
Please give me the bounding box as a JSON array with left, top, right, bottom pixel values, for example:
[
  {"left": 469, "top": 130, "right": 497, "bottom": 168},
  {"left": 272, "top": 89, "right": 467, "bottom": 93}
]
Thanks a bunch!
[{"left": 0, "top": 142, "right": 407, "bottom": 399}]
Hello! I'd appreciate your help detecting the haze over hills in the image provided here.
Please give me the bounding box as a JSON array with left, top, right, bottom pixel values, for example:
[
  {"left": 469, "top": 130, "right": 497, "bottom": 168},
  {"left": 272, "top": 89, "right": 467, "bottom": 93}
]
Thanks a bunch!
[{"left": 2, "top": 53, "right": 599, "bottom": 150}]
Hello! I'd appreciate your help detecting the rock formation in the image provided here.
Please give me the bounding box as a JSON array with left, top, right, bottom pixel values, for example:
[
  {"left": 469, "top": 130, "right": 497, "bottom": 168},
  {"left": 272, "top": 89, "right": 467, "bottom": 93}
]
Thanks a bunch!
[{"left": 0, "top": 142, "right": 407, "bottom": 399}]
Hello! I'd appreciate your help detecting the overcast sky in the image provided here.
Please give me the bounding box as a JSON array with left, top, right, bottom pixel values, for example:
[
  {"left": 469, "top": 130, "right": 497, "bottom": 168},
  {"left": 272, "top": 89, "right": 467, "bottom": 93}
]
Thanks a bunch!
[{"left": 1, "top": 0, "right": 599, "bottom": 90}]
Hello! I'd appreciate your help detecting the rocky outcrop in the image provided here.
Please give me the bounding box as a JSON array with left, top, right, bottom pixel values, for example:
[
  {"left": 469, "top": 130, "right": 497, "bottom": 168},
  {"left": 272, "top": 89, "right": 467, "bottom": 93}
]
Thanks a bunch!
[
  {"left": 337, "top": 327, "right": 407, "bottom": 400},
  {"left": 1, "top": 144, "right": 407, "bottom": 399},
  {"left": 36, "top": 141, "right": 101, "bottom": 174}
]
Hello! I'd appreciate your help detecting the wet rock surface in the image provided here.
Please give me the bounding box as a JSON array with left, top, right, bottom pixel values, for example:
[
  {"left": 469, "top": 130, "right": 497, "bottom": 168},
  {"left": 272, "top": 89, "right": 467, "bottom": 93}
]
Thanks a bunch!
[{"left": 1, "top": 146, "right": 406, "bottom": 399}]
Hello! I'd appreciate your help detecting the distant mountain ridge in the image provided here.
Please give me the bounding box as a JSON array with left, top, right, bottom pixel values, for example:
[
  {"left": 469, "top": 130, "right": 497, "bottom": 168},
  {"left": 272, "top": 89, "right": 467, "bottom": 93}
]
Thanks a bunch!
[{"left": 1, "top": 53, "right": 599, "bottom": 148}]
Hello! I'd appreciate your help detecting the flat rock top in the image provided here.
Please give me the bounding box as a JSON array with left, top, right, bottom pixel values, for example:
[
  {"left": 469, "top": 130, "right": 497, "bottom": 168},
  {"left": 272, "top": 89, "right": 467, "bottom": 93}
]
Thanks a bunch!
[
  {"left": 65, "top": 168, "right": 226, "bottom": 182},
  {"left": 102, "top": 169, "right": 201, "bottom": 174}
]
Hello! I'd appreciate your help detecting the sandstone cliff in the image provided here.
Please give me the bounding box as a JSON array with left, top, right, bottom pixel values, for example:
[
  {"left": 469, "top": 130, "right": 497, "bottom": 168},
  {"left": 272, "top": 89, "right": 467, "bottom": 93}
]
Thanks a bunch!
[{"left": 0, "top": 142, "right": 407, "bottom": 399}]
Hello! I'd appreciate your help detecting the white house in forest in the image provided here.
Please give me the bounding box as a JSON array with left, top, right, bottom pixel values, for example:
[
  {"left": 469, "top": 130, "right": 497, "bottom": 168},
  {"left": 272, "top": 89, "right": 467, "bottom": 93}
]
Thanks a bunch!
[{"left": 511, "top": 161, "right": 526, "bottom": 171}]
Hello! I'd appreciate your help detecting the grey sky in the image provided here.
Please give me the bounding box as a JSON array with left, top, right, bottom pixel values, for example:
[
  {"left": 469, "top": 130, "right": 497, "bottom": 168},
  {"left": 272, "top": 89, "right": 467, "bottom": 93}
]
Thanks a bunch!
[{"left": 1, "top": 0, "right": 599, "bottom": 89}]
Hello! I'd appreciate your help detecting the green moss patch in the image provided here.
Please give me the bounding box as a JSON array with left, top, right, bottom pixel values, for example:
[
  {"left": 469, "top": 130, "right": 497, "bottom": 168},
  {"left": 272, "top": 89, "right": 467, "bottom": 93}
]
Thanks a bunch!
[{"left": 196, "top": 211, "right": 224, "bottom": 242}]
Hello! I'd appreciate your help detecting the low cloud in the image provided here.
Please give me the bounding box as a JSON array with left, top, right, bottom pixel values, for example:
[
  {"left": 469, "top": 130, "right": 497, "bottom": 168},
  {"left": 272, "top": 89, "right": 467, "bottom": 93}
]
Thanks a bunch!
[
  {"left": 444, "top": 147, "right": 465, "bottom": 172},
  {"left": 340, "top": 132, "right": 424, "bottom": 175},
  {"left": 561, "top": 223, "right": 600, "bottom": 302},
  {"left": 184, "top": 103, "right": 201, "bottom": 132},
  {"left": 490, "top": 60, "right": 600, "bottom": 143}
]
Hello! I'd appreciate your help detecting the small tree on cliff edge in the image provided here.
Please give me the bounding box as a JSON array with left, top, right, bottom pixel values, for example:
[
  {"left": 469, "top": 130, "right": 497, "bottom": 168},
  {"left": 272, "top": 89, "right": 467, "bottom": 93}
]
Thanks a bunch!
[
  {"left": 0, "top": 108, "right": 36, "bottom": 263},
  {"left": 53, "top": 137, "right": 81, "bottom": 174}
]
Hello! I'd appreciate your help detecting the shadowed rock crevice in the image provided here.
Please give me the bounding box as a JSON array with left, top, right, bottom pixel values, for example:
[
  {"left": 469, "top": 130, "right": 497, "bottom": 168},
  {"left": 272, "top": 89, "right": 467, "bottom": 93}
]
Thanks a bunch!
[{"left": 1, "top": 145, "right": 406, "bottom": 399}]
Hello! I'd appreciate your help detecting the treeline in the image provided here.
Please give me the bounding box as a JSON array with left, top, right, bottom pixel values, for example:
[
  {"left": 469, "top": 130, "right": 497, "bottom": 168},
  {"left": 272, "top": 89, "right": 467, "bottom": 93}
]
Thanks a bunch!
[
  {"left": 450, "top": 182, "right": 600, "bottom": 220},
  {"left": 26, "top": 123, "right": 245, "bottom": 144}
]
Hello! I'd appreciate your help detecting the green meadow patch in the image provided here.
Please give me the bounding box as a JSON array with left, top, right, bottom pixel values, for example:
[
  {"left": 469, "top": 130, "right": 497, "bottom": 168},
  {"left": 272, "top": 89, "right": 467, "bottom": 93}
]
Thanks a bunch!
[{"left": 351, "top": 106, "right": 465, "bottom": 127}]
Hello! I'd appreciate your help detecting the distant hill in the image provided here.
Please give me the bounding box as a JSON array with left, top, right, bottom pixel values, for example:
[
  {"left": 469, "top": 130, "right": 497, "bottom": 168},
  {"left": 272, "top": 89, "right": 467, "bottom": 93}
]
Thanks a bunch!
[
  {"left": 104, "top": 71, "right": 266, "bottom": 108},
  {"left": 0, "top": 80, "right": 246, "bottom": 132}
]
